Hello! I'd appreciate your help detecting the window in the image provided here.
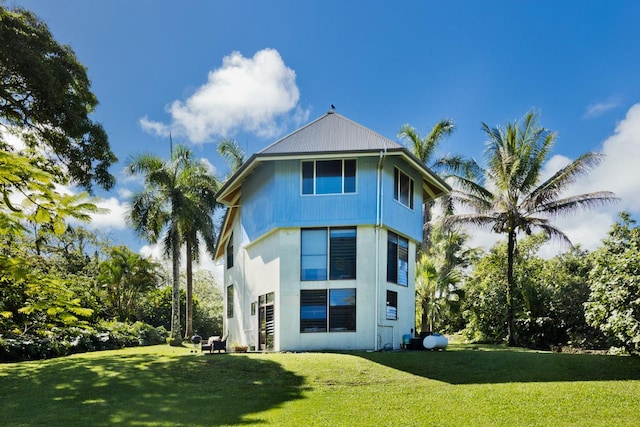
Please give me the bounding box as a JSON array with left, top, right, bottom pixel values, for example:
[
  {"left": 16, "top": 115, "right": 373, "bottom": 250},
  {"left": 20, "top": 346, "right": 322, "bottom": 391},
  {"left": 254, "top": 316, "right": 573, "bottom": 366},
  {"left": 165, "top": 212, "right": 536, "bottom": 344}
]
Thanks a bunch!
[
  {"left": 302, "top": 159, "right": 356, "bottom": 195},
  {"left": 394, "top": 167, "right": 414, "bottom": 209},
  {"left": 300, "top": 288, "right": 356, "bottom": 332},
  {"left": 301, "top": 227, "right": 356, "bottom": 281},
  {"left": 251, "top": 302, "right": 257, "bottom": 316},
  {"left": 226, "top": 285, "right": 234, "bottom": 318},
  {"left": 226, "top": 233, "right": 234, "bottom": 269},
  {"left": 387, "top": 231, "right": 409, "bottom": 286},
  {"left": 386, "top": 290, "right": 398, "bottom": 320}
]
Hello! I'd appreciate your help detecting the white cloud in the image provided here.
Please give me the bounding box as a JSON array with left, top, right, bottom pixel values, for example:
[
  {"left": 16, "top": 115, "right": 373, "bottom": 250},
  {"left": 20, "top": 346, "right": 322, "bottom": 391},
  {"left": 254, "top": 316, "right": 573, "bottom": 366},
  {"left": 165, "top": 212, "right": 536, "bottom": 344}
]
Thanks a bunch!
[
  {"left": 139, "top": 242, "right": 223, "bottom": 285},
  {"left": 141, "top": 48, "right": 308, "bottom": 143},
  {"left": 89, "top": 197, "right": 129, "bottom": 230},
  {"left": 583, "top": 97, "right": 621, "bottom": 119}
]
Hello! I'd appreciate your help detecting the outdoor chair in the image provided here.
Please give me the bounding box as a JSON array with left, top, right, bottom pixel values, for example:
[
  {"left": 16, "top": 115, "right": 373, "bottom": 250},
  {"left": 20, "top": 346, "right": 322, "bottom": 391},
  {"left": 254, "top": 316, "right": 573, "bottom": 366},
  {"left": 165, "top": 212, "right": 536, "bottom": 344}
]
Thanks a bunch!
[{"left": 201, "top": 335, "right": 227, "bottom": 354}]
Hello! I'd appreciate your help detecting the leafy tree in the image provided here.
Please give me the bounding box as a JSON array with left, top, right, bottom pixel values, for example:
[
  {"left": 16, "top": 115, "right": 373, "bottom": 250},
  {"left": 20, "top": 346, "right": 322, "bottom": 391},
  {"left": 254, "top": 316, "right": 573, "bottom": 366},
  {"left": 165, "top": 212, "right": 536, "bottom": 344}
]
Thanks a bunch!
[
  {"left": 585, "top": 212, "right": 640, "bottom": 354},
  {"left": 446, "top": 111, "right": 616, "bottom": 346},
  {"left": 98, "top": 246, "right": 161, "bottom": 322},
  {"left": 217, "top": 138, "right": 246, "bottom": 177},
  {"left": 0, "top": 5, "right": 116, "bottom": 191},
  {"left": 415, "top": 225, "right": 478, "bottom": 333},
  {"left": 126, "top": 144, "right": 217, "bottom": 344},
  {"left": 398, "top": 120, "right": 458, "bottom": 251}
]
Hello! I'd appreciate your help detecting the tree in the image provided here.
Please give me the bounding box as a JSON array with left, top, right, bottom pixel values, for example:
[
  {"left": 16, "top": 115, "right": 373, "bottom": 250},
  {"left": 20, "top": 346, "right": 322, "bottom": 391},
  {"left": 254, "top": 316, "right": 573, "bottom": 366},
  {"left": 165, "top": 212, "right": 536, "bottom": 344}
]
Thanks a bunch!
[
  {"left": 0, "top": 5, "right": 116, "bottom": 192},
  {"left": 98, "top": 246, "right": 161, "bottom": 322},
  {"left": 445, "top": 111, "right": 616, "bottom": 346},
  {"left": 415, "top": 225, "right": 478, "bottom": 333},
  {"left": 217, "top": 138, "right": 246, "bottom": 177},
  {"left": 585, "top": 212, "right": 640, "bottom": 354},
  {"left": 126, "top": 144, "right": 217, "bottom": 344},
  {"left": 398, "top": 120, "right": 456, "bottom": 252}
]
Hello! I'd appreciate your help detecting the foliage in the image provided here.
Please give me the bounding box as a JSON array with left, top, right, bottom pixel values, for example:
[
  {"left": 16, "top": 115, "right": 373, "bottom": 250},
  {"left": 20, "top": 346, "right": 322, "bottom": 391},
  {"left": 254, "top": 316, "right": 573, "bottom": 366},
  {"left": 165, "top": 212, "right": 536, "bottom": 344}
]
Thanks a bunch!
[
  {"left": 0, "top": 321, "right": 168, "bottom": 362},
  {"left": 0, "top": 5, "right": 116, "bottom": 191},
  {"left": 415, "top": 225, "right": 478, "bottom": 333},
  {"left": 585, "top": 212, "right": 640, "bottom": 354},
  {"left": 126, "top": 144, "right": 220, "bottom": 343},
  {"left": 98, "top": 246, "right": 162, "bottom": 322},
  {"left": 446, "top": 110, "right": 616, "bottom": 345}
]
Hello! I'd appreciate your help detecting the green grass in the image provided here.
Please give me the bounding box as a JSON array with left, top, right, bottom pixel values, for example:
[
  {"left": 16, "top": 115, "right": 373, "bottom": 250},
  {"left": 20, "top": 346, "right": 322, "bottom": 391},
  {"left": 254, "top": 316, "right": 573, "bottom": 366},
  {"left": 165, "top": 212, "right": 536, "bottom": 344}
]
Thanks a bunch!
[{"left": 1, "top": 344, "right": 639, "bottom": 426}]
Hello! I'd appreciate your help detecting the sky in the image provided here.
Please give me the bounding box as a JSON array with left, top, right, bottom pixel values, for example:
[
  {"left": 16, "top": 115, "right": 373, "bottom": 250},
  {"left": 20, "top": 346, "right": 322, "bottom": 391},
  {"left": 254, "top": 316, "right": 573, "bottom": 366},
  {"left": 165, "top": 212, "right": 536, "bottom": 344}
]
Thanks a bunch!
[{"left": 8, "top": 0, "right": 640, "bottom": 265}]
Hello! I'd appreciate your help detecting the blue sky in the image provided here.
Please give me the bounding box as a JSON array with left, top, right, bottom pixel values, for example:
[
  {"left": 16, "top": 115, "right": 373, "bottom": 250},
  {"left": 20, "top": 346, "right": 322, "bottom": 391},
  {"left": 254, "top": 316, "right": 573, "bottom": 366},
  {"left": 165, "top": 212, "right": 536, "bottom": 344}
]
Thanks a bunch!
[{"left": 11, "top": 0, "right": 640, "bottom": 260}]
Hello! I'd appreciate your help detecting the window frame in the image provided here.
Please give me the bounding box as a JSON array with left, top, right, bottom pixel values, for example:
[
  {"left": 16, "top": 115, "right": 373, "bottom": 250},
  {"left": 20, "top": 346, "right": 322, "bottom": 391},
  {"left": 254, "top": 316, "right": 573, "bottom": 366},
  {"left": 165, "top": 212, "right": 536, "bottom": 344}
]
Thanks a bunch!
[
  {"left": 387, "top": 231, "right": 409, "bottom": 286},
  {"left": 226, "top": 232, "right": 234, "bottom": 269},
  {"left": 301, "top": 227, "right": 357, "bottom": 281},
  {"left": 393, "top": 167, "right": 415, "bottom": 210},
  {"left": 300, "top": 288, "right": 356, "bottom": 333},
  {"left": 386, "top": 290, "right": 398, "bottom": 320},
  {"left": 301, "top": 159, "right": 357, "bottom": 195},
  {"left": 226, "top": 285, "right": 234, "bottom": 318}
]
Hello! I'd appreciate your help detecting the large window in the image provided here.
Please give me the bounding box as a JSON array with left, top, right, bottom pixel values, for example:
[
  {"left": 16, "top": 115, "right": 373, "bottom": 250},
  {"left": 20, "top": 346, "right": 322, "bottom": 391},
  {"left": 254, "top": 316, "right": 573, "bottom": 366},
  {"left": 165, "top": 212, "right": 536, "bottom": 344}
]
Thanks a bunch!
[
  {"left": 386, "top": 290, "right": 398, "bottom": 320},
  {"left": 301, "top": 227, "right": 356, "bottom": 281},
  {"left": 387, "top": 231, "right": 409, "bottom": 286},
  {"left": 302, "top": 159, "right": 356, "bottom": 195},
  {"left": 394, "top": 167, "right": 414, "bottom": 209},
  {"left": 300, "top": 288, "right": 356, "bottom": 332}
]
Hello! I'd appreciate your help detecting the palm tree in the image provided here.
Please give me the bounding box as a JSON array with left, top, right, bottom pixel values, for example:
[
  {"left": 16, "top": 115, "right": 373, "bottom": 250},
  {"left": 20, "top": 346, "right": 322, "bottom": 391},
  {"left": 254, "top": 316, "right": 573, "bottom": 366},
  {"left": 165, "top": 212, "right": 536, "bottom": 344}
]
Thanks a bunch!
[
  {"left": 444, "top": 111, "right": 617, "bottom": 346},
  {"left": 179, "top": 167, "right": 219, "bottom": 339},
  {"left": 398, "top": 119, "right": 473, "bottom": 252},
  {"left": 415, "top": 225, "right": 478, "bottom": 333},
  {"left": 126, "top": 144, "right": 217, "bottom": 344},
  {"left": 217, "top": 138, "right": 246, "bottom": 176}
]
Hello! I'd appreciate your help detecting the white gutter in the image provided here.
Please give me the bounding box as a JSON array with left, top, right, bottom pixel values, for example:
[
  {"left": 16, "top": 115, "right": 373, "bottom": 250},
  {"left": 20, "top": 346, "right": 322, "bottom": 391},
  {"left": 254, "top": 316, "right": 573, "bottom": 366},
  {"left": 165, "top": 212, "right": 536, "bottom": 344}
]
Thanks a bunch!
[{"left": 374, "top": 148, "right": 386, "bottom": 351}]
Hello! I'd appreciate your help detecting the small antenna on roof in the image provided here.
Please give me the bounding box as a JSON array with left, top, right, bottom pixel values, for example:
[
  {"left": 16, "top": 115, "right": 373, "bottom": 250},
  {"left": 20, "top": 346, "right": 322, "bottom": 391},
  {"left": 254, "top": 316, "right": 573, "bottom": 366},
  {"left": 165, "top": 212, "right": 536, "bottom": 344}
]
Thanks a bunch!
[{"left": 331, "top": 104, "right": 336, "bottom": 110}]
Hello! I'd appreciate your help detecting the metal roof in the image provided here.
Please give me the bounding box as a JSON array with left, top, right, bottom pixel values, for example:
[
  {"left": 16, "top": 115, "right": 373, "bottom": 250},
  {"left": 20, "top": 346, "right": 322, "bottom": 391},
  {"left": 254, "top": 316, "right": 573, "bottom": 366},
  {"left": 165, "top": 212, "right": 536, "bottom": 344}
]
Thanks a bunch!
[{"left": 260, "top": 111, "right": 403, "bottom": 154}]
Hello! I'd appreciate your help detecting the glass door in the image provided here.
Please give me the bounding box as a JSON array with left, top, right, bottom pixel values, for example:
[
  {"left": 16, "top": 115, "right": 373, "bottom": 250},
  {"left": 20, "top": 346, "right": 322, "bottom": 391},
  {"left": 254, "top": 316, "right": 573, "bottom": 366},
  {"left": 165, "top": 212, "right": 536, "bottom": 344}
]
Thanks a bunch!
[{"left": 259, "top": 292, "right": 275, "bottom": 350}]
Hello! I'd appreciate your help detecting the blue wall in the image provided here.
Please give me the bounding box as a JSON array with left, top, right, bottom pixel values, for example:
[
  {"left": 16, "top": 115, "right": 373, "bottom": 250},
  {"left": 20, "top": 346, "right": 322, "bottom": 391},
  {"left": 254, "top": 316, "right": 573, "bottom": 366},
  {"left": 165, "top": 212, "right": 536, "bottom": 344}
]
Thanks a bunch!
[{"left": 241, "top": 156, "right": 423, "bottom": 242}]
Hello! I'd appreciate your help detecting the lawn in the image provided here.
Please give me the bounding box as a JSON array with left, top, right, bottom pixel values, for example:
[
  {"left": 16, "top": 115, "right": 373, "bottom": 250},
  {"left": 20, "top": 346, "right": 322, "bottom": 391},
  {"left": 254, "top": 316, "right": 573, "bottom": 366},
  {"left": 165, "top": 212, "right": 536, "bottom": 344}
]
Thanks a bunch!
[{"left": 1, "top": 344, "right": 639, "bottom": 426}]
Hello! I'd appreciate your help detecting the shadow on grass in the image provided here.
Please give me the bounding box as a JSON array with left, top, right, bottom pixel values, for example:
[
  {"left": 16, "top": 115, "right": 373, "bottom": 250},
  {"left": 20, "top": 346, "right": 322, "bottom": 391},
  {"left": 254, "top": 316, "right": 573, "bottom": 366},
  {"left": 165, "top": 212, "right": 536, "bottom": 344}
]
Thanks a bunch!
[
  {"left": 0, "top": 350, "right": 306, "bottom": 426},
  {"left": 355, "top": 346, "right": 640, "bottom": 385}
]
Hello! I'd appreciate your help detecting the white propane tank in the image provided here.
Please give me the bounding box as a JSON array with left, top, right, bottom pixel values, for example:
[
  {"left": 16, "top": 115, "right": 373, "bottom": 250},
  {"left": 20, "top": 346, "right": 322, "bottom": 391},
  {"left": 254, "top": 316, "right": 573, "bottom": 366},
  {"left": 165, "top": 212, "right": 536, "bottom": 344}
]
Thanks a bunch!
[{"left": 423, "top": 333, "right": 448, "bottom": 350}]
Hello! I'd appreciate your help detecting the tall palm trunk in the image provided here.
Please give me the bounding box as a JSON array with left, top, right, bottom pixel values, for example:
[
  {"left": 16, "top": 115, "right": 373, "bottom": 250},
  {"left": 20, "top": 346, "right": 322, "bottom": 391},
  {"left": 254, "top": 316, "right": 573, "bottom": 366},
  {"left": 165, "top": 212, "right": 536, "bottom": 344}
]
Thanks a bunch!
[
  {"left": 170, "top": 222, "right": 181, "bottom": 344},
  {"left": 184, "top": 238, "right": 194, "bottom": 339},
  {"left": 506, "top": 230, "right": 517, "bottom": 346}
]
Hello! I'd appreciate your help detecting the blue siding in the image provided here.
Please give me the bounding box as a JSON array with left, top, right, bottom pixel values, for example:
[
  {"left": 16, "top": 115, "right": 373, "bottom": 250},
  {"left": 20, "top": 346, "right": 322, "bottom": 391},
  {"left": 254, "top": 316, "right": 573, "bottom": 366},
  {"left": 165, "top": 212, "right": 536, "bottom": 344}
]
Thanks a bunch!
[
  {"left": 241, "top": 156, "right": 423, "bottom": 242},
  {"left": 381, "top": 157, "right": 423, "bottom": 242}
]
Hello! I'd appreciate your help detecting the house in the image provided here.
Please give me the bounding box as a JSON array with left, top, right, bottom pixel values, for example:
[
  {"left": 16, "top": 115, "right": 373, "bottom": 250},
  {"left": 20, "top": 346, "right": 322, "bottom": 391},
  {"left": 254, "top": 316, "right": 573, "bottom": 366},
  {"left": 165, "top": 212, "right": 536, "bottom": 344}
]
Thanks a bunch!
[{"left": 213, "top": 111, "right": 450, "bottom": 351}]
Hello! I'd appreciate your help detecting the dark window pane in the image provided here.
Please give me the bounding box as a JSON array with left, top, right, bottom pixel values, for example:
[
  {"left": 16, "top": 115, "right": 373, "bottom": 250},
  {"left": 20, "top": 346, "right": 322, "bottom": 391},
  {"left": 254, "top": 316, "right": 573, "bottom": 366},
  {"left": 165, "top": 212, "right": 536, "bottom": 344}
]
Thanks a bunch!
[
  {"left": 226, "top": 233, "right": 234, "bottom": 269},
  {"left": 386, "top": 290, "right": 398, "bottom": 320},
  {"left": 398, "top": 236, "right": 409, "bottom": 286},
  {"left": 329, "top": 288, "right": 356, "bottom": 332},
  {"left": 300, "top": 290, "right": 327, "bottom": 332},
  {"left": 301, "top": 229, "right": 327, "bottom": 280},
  {"left": 316, "top": 160, "right": 342, "bottom": 194},
  {"left": 302, "top": 161, "right": 314, "bottom": 194},
  {"left": 227, "top": 285, "right": 234, "bottom": 318},
  {"left": 387, "top": 232, "right": 398, "bottom": 283},
  {"left": 329, "top": 227, "right": 356, "bottom": 280},
  {"left": 344, "top": 159, "right": 356, "bottom": 193}
]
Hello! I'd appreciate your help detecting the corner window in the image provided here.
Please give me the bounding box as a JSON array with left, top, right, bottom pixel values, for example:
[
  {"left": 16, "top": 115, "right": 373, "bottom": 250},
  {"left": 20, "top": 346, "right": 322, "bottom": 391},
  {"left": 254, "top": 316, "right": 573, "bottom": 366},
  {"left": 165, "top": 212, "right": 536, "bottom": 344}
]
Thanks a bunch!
[
  {"left": 302, "top": 159, "right": 356, "bottom": 195},
  {"left": 300, "top": 289, "right": 356, "bottom": 332},
  {"left": 301, "top": 227, "right": 356, "bottom": 281},
  {"left": 386, "top": 290, "right": 398, "bottom": 320},
  {"left": 226, "top": 285, "right": 234, "bottom": 318},
  {"left": 394, "top": 167, "right": 414, "bottom": 209},
  {"left": 387, "top": 231, "right": 409, "bottom": 286},
  {"left": 226, "top": 233, "right": 234, "bottom": 269}
]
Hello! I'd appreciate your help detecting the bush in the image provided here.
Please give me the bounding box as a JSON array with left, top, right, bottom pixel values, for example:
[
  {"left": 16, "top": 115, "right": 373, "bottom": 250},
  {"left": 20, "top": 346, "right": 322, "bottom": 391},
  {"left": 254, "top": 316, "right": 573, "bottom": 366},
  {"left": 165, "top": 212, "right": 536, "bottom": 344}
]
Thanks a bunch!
[{"left": 0, "top": 321, "right": 168, "bottom": 362}]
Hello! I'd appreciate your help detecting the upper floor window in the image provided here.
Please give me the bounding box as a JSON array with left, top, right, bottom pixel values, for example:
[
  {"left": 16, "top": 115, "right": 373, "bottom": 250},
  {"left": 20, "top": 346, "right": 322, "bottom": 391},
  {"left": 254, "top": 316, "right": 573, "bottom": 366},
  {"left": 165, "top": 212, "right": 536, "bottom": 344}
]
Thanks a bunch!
[
  {"left": 394, "top": 167, "right": 414, "bottom": 209},
  {"left": 387, "top": 231, "right": 409, "bottom": 286},
  {"left": 302, "top": 159, "right": 356, "bottom": 195},
  {"left": 226, "top": 233, "right": 234, "bottom": 269},
  {"left": 301, "top": 227, "right": 356, "bottom": 281}
]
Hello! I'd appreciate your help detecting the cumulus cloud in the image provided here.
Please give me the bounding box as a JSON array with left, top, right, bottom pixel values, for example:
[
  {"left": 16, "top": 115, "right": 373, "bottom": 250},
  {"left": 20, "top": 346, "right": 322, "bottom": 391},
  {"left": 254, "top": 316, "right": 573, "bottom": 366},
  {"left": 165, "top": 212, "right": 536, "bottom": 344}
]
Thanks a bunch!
[
  {"left": 140, "top": 242, "right": 223, "bottom": 284},
  {"left": 141, "top": 48, "right": 309, "bottom": 143}
]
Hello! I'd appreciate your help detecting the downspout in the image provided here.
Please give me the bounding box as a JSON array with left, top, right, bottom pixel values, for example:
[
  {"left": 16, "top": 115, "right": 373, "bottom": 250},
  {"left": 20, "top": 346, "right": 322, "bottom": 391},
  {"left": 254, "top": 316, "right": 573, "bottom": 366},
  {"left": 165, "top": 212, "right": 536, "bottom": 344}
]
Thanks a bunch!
[{"left": 374, "top": 148, "right": 386, "bottom": 350}]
